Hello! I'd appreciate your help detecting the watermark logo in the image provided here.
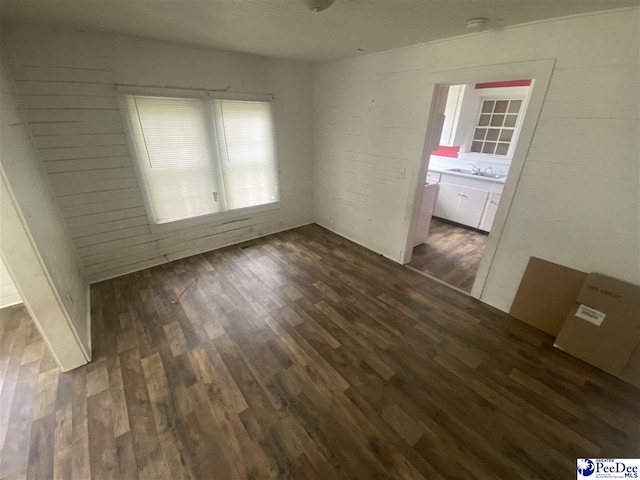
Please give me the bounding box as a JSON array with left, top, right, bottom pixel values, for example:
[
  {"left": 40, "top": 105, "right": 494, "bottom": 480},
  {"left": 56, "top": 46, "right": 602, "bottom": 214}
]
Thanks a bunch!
[
  {"left": 577, "top": 459, "right": 640, "bottom": 479},
  {"left": 577, "top": 459, "right": 595, "bottom": 477}
]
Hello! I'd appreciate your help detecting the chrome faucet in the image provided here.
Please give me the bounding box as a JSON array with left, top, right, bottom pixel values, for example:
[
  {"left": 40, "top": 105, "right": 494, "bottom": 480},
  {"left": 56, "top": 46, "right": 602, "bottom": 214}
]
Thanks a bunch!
[{"left": 469, "top": 162, "right": 482, "bottom": 175}]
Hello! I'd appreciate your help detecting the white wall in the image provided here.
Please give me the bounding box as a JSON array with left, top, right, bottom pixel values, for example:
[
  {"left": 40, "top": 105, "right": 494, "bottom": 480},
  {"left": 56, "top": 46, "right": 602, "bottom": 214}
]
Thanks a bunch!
[
  {"left": 0, "top": 49, "right": 90, "bottom": 367},
  {"left": 1, "top": 27, "right": 315, "bottom": 282},
  {"left": 315, "top": 8, "right": 639, "bottom": 311},
  {"left": 0, "top": 256, "right": 21, "bottom": 308}
]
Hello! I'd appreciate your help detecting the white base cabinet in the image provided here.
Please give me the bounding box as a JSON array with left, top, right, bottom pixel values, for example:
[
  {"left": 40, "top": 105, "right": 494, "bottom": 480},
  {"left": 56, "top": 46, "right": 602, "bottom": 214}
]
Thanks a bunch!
[
  {"left": 433, "top": 183, "right": 488, "bottom": 228},
  {"left": 431, "top": 171, "right": 504, "bottom": 232},
  {"left": 432, "top": 183, "right": 462, "bottom": 220},
  {"left": 480, "top": 192, "right": 502, "bottom": 232}
]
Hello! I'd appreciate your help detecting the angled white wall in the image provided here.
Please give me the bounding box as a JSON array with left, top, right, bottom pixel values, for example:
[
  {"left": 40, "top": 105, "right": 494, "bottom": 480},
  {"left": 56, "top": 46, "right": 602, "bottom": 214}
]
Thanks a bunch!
[
  {"left": 0, "top": 257, "right": 21, "bottom": 308},
  {"left": 0, "top": 50, "right": 91, "bottom": 369},
  {"left": 314, "top": 8, "right": 639, "bottom": 311},
  {"left": 1, "top": 27, "right": 315, "bottom": 283}
]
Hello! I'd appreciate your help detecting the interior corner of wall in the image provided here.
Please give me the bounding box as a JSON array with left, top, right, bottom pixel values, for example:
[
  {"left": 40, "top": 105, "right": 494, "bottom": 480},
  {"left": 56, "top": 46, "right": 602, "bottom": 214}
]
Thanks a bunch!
[{"left": 85, "top": 285, "right": 93, "bottom": 361}]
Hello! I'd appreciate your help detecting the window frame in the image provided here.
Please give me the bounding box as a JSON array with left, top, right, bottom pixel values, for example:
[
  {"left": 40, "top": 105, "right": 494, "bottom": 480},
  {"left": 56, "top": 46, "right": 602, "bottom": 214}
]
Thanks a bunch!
[
  {"left": 458, "top": 89, "right": 529, "bottom": 165},
  {"left": 117, "top": 85, "right": 281, "bottom": 233},
  {"left": 468, "top": 95, "right": 525, "bottom": 158}
]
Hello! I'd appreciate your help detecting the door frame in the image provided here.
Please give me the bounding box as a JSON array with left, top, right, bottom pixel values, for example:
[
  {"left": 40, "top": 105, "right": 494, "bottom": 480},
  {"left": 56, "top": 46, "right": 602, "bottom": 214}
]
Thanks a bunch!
[
  {"left": 402, "top": 59, "right": 556, "bottom": 300},
  {"left": 0, "top": 173, "right": 90, "bottom": 371}
]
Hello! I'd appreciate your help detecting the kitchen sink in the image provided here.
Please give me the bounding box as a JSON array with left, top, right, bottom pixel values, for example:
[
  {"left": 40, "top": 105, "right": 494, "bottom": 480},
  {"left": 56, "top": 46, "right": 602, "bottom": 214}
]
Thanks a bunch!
[
  {"left": 446, "top": 168, "right": 505, "bottom": 180},
  {"left": 478, "top": 172, "right": 506, "bottom": 179}
]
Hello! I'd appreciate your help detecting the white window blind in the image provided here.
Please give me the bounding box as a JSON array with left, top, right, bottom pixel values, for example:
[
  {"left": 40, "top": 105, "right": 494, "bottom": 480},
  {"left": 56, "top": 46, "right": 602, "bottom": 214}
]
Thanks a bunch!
[
  {"left": 213, "top": 100, "right": 279, "bottom": 210},
  {"left": 124, "top": 93, "right": 279, "bottom": 225}
]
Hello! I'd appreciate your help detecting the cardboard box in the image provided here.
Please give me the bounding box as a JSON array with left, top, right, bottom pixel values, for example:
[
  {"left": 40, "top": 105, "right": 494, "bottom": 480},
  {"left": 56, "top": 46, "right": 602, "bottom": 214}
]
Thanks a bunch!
[
  {"left": 509, "top": 257, "right": 587, "bottom": 336},
  {"left": 621, "top": 344, "right": 640, "bottom": 388},
  {"left": 554, "top": 274, "right": 640, "bottom": 378}
]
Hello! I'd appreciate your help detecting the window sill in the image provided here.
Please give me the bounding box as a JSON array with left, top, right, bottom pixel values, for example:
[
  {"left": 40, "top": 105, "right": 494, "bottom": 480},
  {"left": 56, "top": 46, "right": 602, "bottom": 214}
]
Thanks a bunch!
[{"left": 148, "top": 201, "right": 280, "bottom": 235}]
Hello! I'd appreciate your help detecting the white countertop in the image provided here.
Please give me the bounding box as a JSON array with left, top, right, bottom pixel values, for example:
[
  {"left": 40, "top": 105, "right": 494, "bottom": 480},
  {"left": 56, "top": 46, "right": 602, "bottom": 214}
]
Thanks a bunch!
[{"left": 428, "top": 167, "right": 507, "bottom": 184}]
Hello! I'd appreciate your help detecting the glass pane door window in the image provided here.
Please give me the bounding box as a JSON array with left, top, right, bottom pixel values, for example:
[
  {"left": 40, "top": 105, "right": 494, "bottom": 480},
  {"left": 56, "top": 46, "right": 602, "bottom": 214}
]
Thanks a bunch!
[{"left": 470, "top": 99, "right": 522, "bottom": 156}]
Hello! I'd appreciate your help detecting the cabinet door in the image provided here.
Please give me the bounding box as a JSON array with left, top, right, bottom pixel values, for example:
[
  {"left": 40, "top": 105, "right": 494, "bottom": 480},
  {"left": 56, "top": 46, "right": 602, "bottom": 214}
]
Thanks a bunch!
[
  {"left": 455, "top": 187, "right": 489, "bottom": 228},
  {"left": 433, "top": 183, "right": 461, "bottom": 221},
  {"left": 480, "top": 193, "right": 502, "bottom": 232}
]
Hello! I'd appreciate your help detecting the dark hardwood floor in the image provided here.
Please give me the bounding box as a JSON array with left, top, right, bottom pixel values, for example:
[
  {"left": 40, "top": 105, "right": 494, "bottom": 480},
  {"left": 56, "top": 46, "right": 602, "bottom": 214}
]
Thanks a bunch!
[
  {"left": 409, "top": 218, "right": 488, "bottom": 292},
  {"left": 0, "top": 224, "right": 638, "bottom": 479}
]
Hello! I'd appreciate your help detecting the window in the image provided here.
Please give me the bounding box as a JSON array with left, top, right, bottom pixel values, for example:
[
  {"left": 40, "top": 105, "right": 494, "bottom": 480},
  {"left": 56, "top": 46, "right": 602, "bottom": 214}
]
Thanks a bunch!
[
  {"left": 470, "top": 99, "right": 522, "bottom": 156},
  {"left": 124, "top": 92, "right": 279, "bottom": 224}
]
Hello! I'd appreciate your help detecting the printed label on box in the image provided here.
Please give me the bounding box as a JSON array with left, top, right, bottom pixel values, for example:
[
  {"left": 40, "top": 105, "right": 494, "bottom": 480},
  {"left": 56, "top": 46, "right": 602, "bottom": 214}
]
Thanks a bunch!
[
  {"left": 575, "top": 304, "right": 606, "bottom": 326},
  {"left": 577, "top": 458, "right": 640, "bottom": 478}
]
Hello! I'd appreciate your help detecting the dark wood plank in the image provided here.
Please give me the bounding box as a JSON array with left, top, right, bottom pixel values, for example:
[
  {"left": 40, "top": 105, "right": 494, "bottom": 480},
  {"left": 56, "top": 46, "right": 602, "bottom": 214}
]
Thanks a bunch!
[
  {"left": 119, "top": 348, "right": 165, "bottom": 478},
  {"left": 26, "top": 413, "right": 55, "bottom": 480},
  {"left": 87, "top": 389, "right": 119, "bottom": 479},
  {"left": 53, "top": 403, "right": 73, "bottom": 480}
]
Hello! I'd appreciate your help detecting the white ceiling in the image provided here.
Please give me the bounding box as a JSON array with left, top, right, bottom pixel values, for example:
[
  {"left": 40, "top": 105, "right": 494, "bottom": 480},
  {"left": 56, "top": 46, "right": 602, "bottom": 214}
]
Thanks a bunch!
[{"left": 1, "top": 0, "right": 637, "bottom": 62}]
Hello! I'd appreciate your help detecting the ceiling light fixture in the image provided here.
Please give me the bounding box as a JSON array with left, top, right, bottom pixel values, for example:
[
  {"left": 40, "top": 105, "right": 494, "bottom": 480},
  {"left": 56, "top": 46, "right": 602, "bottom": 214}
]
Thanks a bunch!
[
  {"left": 301, "top": 0, "right": 336, "bottom": 12},
  {"left": 466, "top": 17, "right": 489, "bottom": 33}
]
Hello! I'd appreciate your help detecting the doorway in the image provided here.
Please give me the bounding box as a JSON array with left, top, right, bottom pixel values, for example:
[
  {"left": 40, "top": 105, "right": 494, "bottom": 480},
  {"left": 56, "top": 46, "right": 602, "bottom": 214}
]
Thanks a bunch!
[
  {"left": 401, "top": 59, "right": 555, "bottom": 298},
  {"left": 408, "top": 81, "right": 532, "bottom": 292}
]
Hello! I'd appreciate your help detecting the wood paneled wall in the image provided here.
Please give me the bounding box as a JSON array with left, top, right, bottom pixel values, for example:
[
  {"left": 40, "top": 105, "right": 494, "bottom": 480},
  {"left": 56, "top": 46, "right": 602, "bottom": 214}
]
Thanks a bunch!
[
  {"left": 1, "top": 28, "right": 315, "bottom": 283},
  {"left": 1, "top": 49, "right": 90, "bottom": 366},
  {"left": 314, "top": 8, "right": 640, "bottom": 311}
]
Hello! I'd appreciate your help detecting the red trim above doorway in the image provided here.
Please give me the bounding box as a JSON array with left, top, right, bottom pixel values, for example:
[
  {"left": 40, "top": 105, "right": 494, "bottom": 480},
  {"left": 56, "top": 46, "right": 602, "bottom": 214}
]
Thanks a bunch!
[{"left": 475, "top": 79, "right": 532, "bottom": 89}]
